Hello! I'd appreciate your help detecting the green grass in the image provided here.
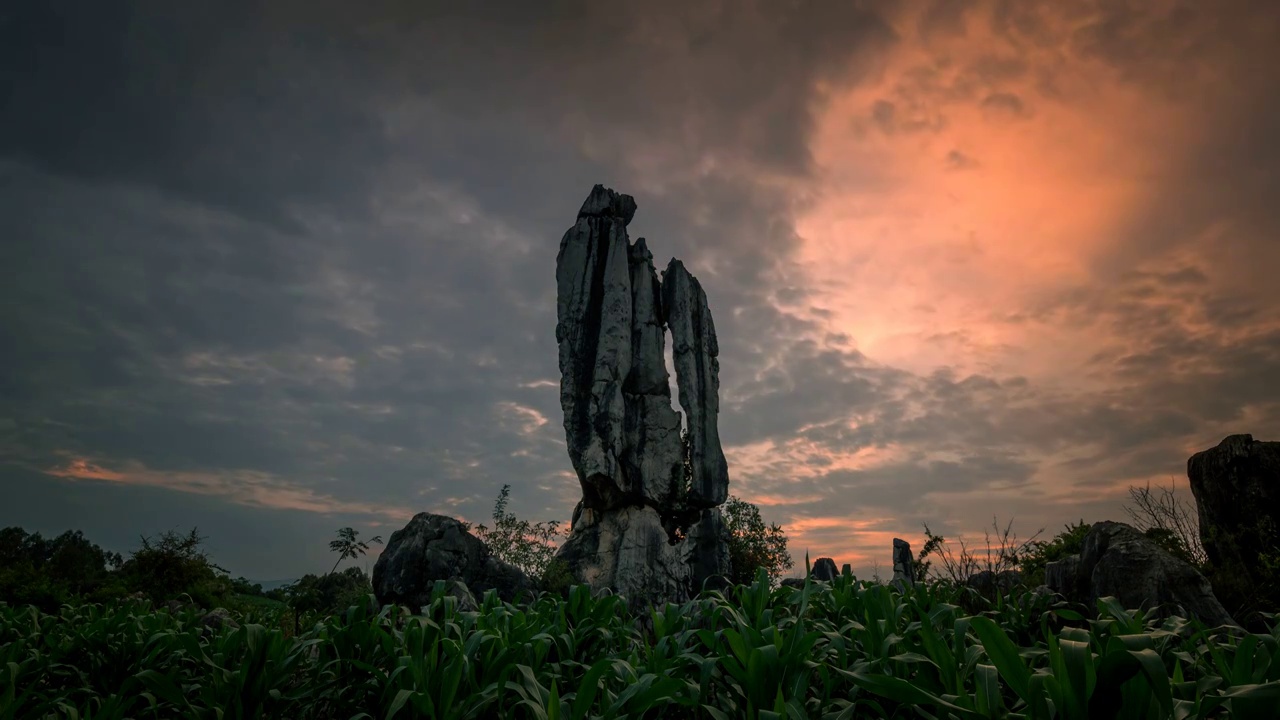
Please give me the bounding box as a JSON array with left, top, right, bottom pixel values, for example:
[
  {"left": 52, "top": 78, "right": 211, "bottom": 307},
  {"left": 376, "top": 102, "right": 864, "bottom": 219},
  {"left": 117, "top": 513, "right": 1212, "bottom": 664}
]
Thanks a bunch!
[{"left": 1, "top": 574, "right": 1276, "bottom": 719}]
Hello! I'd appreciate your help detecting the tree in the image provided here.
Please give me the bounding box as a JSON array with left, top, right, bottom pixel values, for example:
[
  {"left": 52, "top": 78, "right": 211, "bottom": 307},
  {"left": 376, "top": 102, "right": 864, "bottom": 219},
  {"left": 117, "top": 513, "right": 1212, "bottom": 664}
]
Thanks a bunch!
[
  {"left": 721, "top": 495, "right": 793, "bottom": 586},
  {"left": 1123, "top": 478, "right": 1206, "bottom": 569},
  {"left": 119, "top": 527, "right": 229, "bottom": 605},
  {"left": 328, "top": 527, "right": 383, "bottom": 575},
  {"left": 473, "top": 484, "right": 566, "bottom": 580}
]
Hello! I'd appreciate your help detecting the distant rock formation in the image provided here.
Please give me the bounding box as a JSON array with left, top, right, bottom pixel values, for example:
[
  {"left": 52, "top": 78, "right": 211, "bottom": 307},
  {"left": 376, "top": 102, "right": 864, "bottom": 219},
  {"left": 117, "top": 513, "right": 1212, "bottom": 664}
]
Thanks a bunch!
[
  {"left": 1187, "top": 434, "right": 1280, "bottom": 604},
  {"left": 554, "top": 185, "right": 730, "bottom": 607},
  {"left": 811, "top": 557, "right": 839, "bottom": 581},
  {"left": 372, "top": 513, "right": 532, "bottom": 610},
  {"left": 891, "top": 538, "right": 915, "bottom": 586},
  {"left": 1044, "top": 521, "right": 1235, "bottom": 627}
]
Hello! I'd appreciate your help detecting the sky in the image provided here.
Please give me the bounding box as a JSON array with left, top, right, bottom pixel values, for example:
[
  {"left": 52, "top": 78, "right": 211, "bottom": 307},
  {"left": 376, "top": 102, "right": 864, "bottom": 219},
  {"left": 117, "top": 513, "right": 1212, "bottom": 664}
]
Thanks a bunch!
[{"left": 3, "top": 0, "right": 1278, "bottom": 581}]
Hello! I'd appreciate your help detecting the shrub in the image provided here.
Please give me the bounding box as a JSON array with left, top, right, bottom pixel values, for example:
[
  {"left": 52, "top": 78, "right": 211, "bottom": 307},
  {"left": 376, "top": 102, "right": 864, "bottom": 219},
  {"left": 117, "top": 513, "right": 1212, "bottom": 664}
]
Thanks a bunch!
[
  {"left": 285, "top": 567, "right": 372, "bottom": 617},
  {"left": 472, "top": 484, "right": 566, "bottom": 579},
  {"left": 1019, "top": 519, "right": 1092, "bottom": 586},
  {"left": 721, "top": 495, "right": 793, "bottom": 586},
  {"left": 117, "top": 527, "right": 230, "bottom": 607}
]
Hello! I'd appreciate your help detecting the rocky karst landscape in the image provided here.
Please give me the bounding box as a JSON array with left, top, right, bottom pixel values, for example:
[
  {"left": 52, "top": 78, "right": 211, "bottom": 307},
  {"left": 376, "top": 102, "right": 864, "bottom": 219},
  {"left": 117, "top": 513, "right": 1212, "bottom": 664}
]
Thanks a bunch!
[{"left": 370, "top": 186, "right": 1279, "bottom": 630}]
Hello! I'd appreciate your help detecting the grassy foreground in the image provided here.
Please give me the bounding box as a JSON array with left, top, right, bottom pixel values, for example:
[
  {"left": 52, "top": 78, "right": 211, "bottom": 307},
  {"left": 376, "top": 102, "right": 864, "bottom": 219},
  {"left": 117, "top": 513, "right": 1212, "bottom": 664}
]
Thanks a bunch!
[{"left": 2, "top": 574, "right": 1277, "bottom": 719}]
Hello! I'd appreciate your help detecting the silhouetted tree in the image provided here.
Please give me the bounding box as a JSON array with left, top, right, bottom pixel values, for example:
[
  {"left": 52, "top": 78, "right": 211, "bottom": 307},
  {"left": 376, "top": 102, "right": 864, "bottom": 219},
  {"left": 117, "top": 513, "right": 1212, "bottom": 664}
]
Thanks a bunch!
[
  {"left": 328, "top": 527, "right": 383, "bottom": 575},
  {"left": 721, "top": 496, "right": 793, "bottom": 586}
]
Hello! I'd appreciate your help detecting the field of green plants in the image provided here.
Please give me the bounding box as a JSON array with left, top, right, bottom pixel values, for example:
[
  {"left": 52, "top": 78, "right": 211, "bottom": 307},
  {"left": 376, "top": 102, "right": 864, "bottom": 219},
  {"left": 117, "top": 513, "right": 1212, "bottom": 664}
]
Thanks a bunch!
[{"left": 3, "top": 573, "right": 1277, "bottom": 720}]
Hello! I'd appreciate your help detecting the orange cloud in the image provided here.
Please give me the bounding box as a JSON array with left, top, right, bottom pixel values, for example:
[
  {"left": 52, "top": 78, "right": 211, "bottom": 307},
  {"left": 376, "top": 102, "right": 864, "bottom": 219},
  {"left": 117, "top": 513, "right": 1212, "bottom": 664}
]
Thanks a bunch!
[{"left": 45, "top": 455, "right": 414, "bottom": 521}]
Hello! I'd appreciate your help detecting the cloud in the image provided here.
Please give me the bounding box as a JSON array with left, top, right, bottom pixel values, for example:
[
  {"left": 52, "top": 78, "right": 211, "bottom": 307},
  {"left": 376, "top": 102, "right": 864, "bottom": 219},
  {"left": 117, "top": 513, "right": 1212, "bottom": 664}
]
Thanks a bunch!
[
  {"left": 980, "top": 92, "right": 1027, "bottom": 118},
  {"left": 2, "top": 0, "right": 1278, "bottom": 581}
]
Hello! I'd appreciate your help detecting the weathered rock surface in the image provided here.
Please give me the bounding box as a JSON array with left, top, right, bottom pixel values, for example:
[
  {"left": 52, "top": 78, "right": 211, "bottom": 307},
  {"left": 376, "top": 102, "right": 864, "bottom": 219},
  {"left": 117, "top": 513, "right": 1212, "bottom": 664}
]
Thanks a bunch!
[
  {"left": 892, "top": 538, "right": 915, "bottom": 586},
  {"left": 199, "top": 608, "right": 239, "bottom": 633},
  {"left": 553, "top": 185, "right": 732, "bottom": 607},
  {"left": 554, "top": 504, "right": 728, "bottom": 605},
  {"left": 663, "top": 259, "right": 729, "bottom": 508},
  {"left": 439, "top": 579, "right": 479, "bottom": 612},
  {"left": 965, "top": 570, "right": 1022, "bottom": 596},
  {"left": 372, "top": 513, "right": 532, "bottom": 610},
  {"left": 811, "top": 557, "right": 839, "bottom": 581},
  {"left": 1187, "top": 434, "right": 1280, "bottom": 594},
  {"left": 1044, "top": 521, "right": 1236, "bottom": 626}
]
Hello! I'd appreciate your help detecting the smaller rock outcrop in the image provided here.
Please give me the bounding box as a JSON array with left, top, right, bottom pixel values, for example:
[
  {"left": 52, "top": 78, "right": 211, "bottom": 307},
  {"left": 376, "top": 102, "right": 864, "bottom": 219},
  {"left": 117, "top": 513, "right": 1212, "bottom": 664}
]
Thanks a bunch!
[
  {"left": 841, "top": 563, "right": 853, "bottom": 578},
  {"left": 1187, "top": 434, "right": 1280, "bottom": 602},
  {"left": 811, "top": 557, "right": 839, "bottom": 581},
  {"left": 1044, "top": 521, "right": 1236, "bottom": 626},
  {"left": 373, "top": 513, "right": 532, "bottom": 611},
  {"left": 891, "top": 539, "right": 916, "bottom": 586},
  {"left": 199, "top": 608, "right": 239, "bottom": 634},
  {"left": 965, "top": 570, "right": 1022, "bottom": 596}
]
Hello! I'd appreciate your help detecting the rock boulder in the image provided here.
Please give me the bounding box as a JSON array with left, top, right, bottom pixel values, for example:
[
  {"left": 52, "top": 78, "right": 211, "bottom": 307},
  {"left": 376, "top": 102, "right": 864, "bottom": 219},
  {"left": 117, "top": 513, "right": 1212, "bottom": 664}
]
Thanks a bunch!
[
  {"left": 1044, "top": 521, "right": 1235, "bottom": 626},
  {"left": 1187, "top": 434, "right": 1280, "bottom": 602},
  {"left": 372, "top": 513, "right": 532, "bottom": 610},
  {"left": 891, "top": 538, "right": 916, "bottom": 586},
  {"left": 811, "top": 557, "right": 839, "bottom": 581}
]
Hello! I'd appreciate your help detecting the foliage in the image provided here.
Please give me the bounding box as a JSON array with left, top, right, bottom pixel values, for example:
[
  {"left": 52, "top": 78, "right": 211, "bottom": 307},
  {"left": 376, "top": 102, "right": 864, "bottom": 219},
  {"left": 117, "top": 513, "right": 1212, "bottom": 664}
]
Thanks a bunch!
[
  {"left": 328, "top": 526, "right": 383, "bottom": 575},
  {"left": 229, "top": 576, "right": 287, "bottom": 603},
  {"left": 473, "top": 484, "right": 567, "bottom": 580},
  {"left": 919, "top": 517, "right": 1044, "bottom": 584},
  {"left": 0, "top": 527, "right": 124, "bottom": 611},
  {"left": 115, "top": 527, "right": 231, "bottom": 608},
  {"left": 914, "top": 527, "right": 946, "bottom": 580},
  {"left": 1019, "top": 520, "right": 1092, "bottom": 586},
  {"left": 285, "top": 567, "right": 373, "bottom": 617},
  {"left": 539, "top": 558, "right": 575, "bottom": 597},
  {"left": 721, "top": 495, "right": 794, "bottom": 586},
  {"left": 4, "top": 575, "right": 1278, "bottom": 719},
  {"left": 1124, "top": 479, "right": 1208, "bottom": 569}
]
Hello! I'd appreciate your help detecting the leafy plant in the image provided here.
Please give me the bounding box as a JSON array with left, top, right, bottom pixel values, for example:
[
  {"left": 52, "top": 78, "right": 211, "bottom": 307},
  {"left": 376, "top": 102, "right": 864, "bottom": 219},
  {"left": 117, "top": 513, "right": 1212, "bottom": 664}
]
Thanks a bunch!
[
  {"left": 327, "top": 526, "right": 383, "bottom": 575},
  {"left": 473, "top": 484, "right": 567, "bottom": 579},
  {"left": 1021, "top": 520, "right": 1092, "bottom": 586},
  {"left": 720, "top": 495, "right": 794, "bottom": 586}
]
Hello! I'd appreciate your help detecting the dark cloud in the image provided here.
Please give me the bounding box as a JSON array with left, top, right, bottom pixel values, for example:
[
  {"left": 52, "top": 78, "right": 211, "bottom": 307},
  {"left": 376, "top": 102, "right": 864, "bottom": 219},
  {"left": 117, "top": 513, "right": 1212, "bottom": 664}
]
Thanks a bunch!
[
  {"left": 2, "top": 0, "right": 1278, "bottom": 578},
  {"left": 980, "top": 92, "right": 1027, "bottom": 118},
  {"left": 946, "top": 149, "right": 981, "bottom": 170}
]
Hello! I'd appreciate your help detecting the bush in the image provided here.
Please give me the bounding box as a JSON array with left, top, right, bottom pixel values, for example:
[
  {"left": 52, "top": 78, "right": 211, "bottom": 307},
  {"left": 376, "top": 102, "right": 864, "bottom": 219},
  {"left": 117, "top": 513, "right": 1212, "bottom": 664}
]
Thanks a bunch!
[
  {"left": 116, "top": 527, "right": 230, "bottom": 607},
  {"left": 472, "top": 484, "right": 566, "bottom": 579},
  {"left": 918, "top": 517, "right": 1043, "bottom": 584},
  {"left": 721, "top": 495, "right": 793, "bottom": 586},
  {"left": 285, "top": 567, "right": 372, "bottom": 617},
  {"left": 1019, "top": 520, "right": 1091, "bottom": 586}
]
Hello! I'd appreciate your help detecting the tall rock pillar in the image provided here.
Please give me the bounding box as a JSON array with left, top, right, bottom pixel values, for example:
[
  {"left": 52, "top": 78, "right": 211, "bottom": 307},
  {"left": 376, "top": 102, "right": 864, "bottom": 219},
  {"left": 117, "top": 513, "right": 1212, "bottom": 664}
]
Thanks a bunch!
[{"left": 554, "top": 185, "right": 731, "bottom": 606}]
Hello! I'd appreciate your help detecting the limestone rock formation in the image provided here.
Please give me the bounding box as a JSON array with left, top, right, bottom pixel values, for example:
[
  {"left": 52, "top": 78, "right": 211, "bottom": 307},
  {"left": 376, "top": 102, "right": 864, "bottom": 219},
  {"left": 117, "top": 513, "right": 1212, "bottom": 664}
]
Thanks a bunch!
[
  {"left": 811, "top": 557, "right": 839, "bottom": 581},
  {"left": 1187, "top": 434, "right": 1280, "bottom": 599},
  {"left": 1044, "top": 521, "right": 1235, "bottom": 626},
  {"left": 554, "top": 185, "right": 732, "bottom": 607},
  {"left": 372, "top": 513, "right": 532, "bottom": 610},
  {"left": 663, "top": 259, "right": 729, "bottom": 507},
  {"left": 891, "top": 538, "right": 915, "bottom": 586}
]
